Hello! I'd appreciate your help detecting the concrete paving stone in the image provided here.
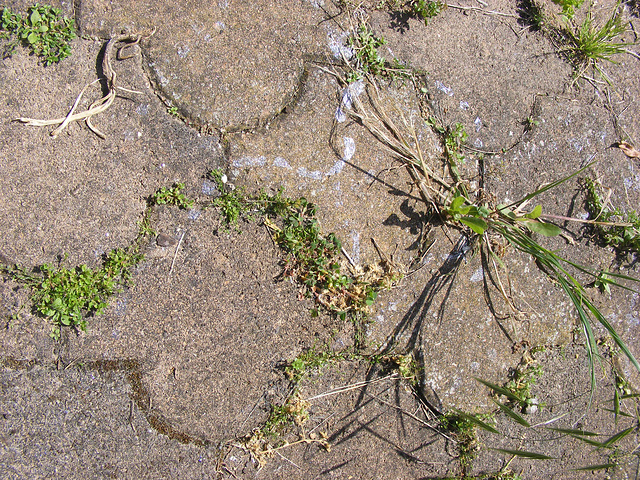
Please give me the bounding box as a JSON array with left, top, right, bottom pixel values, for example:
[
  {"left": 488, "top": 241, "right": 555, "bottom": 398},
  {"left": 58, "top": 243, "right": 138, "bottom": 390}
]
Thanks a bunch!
[
  {"left": 78, "top": 0, "right": 343, "bottom": 130},
  {"left": 369, "top": 0, "right": 572, "bottom": 152},
  {"left": 0, "top": 362, "right": 221, "bottom": 479},
  {"left": 0, "top": 39, "right": 222, "bottom": 269},
  {"left": 64, "top": 209, "right": 340, "bottom": 444}
]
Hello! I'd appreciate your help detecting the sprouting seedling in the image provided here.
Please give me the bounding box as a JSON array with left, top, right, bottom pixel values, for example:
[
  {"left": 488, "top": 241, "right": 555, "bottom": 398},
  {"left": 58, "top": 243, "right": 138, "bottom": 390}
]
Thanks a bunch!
[{"left": 152, "top": 183, "right": 195, "bottom": 210}]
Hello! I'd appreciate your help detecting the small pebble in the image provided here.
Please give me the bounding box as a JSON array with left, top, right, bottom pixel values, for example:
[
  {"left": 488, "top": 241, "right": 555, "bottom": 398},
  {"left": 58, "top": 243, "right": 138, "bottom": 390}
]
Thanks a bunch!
[{"left": 156, "top": 233, "right": 178, "bottom": 247}]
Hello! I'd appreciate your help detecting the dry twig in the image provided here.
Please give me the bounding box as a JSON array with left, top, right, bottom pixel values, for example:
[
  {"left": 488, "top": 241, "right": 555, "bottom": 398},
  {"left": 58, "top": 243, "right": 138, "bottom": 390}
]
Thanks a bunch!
[{"left": 15, "top": 31, "right": 154, "bottom": 138}]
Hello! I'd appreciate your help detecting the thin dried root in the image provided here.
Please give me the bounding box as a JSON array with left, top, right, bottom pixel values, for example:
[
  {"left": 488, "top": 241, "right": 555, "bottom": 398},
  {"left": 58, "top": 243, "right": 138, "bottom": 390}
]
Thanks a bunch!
[{"left": 15, "top": 31, "right": 154, "bottom": 138}]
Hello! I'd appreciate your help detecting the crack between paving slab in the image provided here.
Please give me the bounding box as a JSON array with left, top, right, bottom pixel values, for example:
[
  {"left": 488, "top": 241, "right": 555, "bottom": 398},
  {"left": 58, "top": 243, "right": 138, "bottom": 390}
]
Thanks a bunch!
[
  {"left": 0, "top": 356, "right": 213, "bottom": 449},
  {"left": 72, "top": 0, "right": 82, "bottom": 34},
  {"left": 140, "top": 48, "right": 342, "bottom": 137}
]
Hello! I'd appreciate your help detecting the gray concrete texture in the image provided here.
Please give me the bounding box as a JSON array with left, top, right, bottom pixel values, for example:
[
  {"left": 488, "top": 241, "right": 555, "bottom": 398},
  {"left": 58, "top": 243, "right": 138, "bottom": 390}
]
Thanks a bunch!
[{"left": 1, "top": 0, "right": 640, "bottom": 478}]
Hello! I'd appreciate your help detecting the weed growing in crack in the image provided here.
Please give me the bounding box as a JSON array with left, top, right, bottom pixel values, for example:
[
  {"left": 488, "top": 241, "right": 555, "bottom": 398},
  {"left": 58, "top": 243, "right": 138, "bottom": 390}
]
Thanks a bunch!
[
  {"left": 470, "top": 344, "right": 640, "bottom": 473},
  {"left": 343, "top": 78, "right": 640, "bottom": 392},
  {"left": 0, "top": 181, "right": 194, "bottom": 338},
  {"left": 208, "top": 168, "right": 400, "bottom": 321},
  {"left": 349, "top": 22, "right": 387, "bottom": 78},
  {"left": 377, "top": 0, "right": 445, "bottom": 25},
  {"left": 427, "top": 117, "right": 470, "bottom": 191},
  {"left": 1, "top": 247, "right": 144, "bottom": 339},
  {"left": 522, "top": 0, "right": 635, "bottom": 83},
  {"left": 152, "top": 183, "right": 195, "bottom": 210},
  {"left": 242, "top": 388, "right": 329, "bottom": 467},
  {"left": 565, "top": 4, "right": 633, "bottom": 82},
  {"left": 208, "top": 169, "right": 253, "bottom": 231},
  {"left": 408, "top": 0, "right": 446, "bottom": 24},
  {"left": 260, "top": 392, "right": 311, "bottom": 437},
  {"left": 523, "top": 115, "right": 541, "bottom": 132},
  {"left": 1, "top": 4, "right": 76, "bottom": 65},
  {"left": 136, "top": 205, "right": 157, "bottom": 238},
  {"left": 584, "top": 177, "right": 640, "bottom": 258},
  {"left": 285, "top": 346, "right": 346, "bottom": 383},
  {"left": 346, "top": 20, "right": 410, "bottom": 82},
  {"left": 378, "top": 352, "right": 420, "bottom": 385},
  {"left": 440, "top": 410, "right": 498, "bottom": 474},
  {"left": 552, "top": 0, "right": 586, "bottom": 19},
  {"left": 494, "top": 357, "right": 545, "bottom": 414}
]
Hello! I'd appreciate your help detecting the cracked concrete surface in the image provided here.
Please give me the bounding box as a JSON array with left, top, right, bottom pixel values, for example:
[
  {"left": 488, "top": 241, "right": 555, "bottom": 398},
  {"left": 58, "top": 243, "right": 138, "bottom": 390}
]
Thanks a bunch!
[{"left": 1, "top": 0, "right": 640, "bottom": 478}]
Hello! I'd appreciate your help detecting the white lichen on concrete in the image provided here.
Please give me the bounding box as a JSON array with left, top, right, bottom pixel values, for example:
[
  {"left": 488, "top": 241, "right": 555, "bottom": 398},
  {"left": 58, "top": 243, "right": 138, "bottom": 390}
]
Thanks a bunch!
[{"left": 232, "top": 156, "right": 266, "bottom": 168}]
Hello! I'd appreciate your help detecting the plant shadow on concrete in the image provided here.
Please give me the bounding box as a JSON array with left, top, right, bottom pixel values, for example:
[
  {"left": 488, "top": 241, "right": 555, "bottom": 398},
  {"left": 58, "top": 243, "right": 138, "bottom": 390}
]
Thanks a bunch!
[
  {"left": 217, "top": 10, "right": 640, "bottom": 475},
  {"left": 280, "top": 12, "right": 640, "bottom": 473},
  {"left": 341, "top": 73, "right": 639, "bottom": 380}
]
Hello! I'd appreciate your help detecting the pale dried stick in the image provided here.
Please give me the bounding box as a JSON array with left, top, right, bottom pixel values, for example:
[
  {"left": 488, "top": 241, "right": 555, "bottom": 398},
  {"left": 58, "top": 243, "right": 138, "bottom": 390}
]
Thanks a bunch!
[
  {"left": 15, "top": 32, "right": 150, "bottom": 138},
  {"left": 346, "top": 80, "right": 453, "bottom": 207},
  {"left": 168, "top": 231, "right": 186, "bottom": 278}
]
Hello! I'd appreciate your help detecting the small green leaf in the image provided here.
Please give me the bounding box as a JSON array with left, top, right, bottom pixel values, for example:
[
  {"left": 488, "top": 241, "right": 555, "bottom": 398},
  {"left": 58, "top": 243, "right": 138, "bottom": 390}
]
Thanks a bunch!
[
  {"left": 478, "top": 205, "right": 491, "bottom": 217},
  {"left": 497, "top": 204, "right": 516, "bottom": 219},
  {"left": 525, "top": 205, "right": 542, "bottom": 219},
  {"left": 449, "top": 196, "right": 465, "bottom": 212},
  {"left": 524, "top": 220, "right": 561, "bottom": 237},
  {"left": 460, "top": 216, "right": 487, "bottom": 235},
  {"left": 30, "top": 10, "right": 41, "bottom": 24},
  {"left": 490, "top": 448, "right": 554, "bottom": 460},
  {"left": 27, "top": 32, "right": 39, "bottom": 44}
]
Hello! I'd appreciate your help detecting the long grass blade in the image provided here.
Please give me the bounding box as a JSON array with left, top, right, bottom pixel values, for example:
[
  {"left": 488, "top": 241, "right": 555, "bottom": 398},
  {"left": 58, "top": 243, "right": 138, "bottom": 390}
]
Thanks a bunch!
[
  {"left": 502, "top": 158, "right": 596, "bottom": 211},
  {"left": 602, "top": 407, "right": 633, "bottom": 418},
  {"left": 546, "top": 427, "right": 599, "bottom": 436},
  {"left": 569, "top": 426, "right": 634, "bottom": 449},
  {"left": 601, "top": 426, "right": 634, "bottom": 448},
  {"left": 529, "top": 412, "right": 570, "bottom": 428},
  {"left": 557, "top": 277, "right": 598, "bottom": 395},
  {"left": 474, "top": 378, "right": 521, "bottom": 404},
  {"left": 583, "top": 297, "right": 640, "bottom": 373},
  {"left": 569, "top": 434, "right": 608, "bottom": 447},
  {"left": 491, "top": 448, "right": 554, "bottom": 460},
  {"left": 492, "top": 399, "right": 530, "bottom": 427},
  {"left": 620, "top": 393, "right": 640, "bottom": 399},
  {"left": 451, "top": 409, "right": 500, "bottom": 434},
  {"left": 572, "top": 463, "right": 617, "bottom": 471}
]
